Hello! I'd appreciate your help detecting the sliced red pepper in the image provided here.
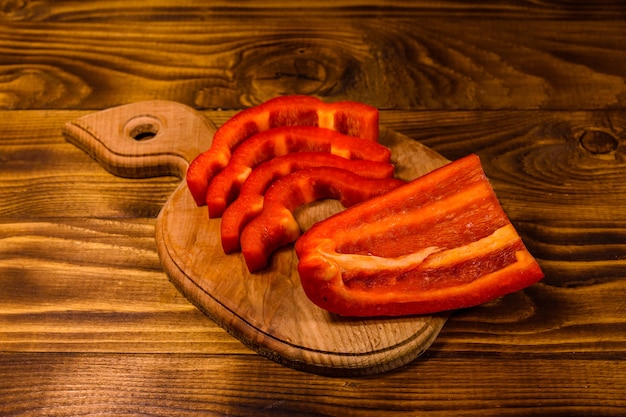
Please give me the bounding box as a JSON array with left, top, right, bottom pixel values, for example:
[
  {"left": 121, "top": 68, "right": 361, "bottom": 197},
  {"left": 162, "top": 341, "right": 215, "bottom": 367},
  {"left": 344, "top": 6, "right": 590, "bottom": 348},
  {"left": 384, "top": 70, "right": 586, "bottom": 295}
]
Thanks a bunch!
[
  {"left": 206, "top": 126, "right": 392, "bottom": 218},
  {"left": 239, "top": 167, "right": 405, "bottom": 272},
  {"left": 186, "top": 95, "right": 379, "bottom": 206},
  {"left": 294, "top": 154, "right": 544, "bottom": 317},
  {"left": 221, "top": 152, "right": 395, "bottom": 254}
]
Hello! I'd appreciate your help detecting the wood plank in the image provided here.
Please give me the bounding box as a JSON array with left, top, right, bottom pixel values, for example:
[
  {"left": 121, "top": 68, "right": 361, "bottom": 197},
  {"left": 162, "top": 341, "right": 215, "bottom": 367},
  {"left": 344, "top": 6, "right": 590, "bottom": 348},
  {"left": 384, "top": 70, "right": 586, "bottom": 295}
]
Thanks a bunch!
[
  {"left": 2, "top": 217, "right": 623, "bottom": 355},
  {"left": 4, "top": 0, "right": 625, "bottom": 20},
  {"left": 0, "top": 17, "right": 624, "bottom": 110},
  {"left": 3, "top": 109, "right": 626, "bottom": 219},
  {"left": 2, "top": 227, "right": 624, "bottom": 357},
  {"left": 0, "top": 353, "right": 624, "bottom": 416}
]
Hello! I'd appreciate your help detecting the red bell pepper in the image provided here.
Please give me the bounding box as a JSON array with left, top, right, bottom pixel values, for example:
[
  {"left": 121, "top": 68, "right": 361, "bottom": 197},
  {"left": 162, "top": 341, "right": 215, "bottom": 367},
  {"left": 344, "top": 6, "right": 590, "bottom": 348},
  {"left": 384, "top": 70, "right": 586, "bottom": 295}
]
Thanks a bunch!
[
  {"left": 294, "top": 154, "right": 544, "bottom": 317},
  {"left": 206, "top": 126, "right": 392, "bottom": 218},
  {"left": 239, "top": 167, "right": 405, "bottom": 272},
  {"left": 186, "top": 95, "right": 379, "bottom": 206},
  {"left": 221, "top": 152, "right": 395, "bottom": 254}
]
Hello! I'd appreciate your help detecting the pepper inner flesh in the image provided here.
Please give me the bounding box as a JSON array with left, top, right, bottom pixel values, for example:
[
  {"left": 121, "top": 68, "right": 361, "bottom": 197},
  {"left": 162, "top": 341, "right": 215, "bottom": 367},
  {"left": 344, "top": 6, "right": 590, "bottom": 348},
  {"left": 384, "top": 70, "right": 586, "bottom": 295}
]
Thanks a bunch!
[
  {"left": 325, "top": 181, "right": 521, "bottom": 293},
  {"left": 327, "top": 224, "right": 522, "bottom": 292}
]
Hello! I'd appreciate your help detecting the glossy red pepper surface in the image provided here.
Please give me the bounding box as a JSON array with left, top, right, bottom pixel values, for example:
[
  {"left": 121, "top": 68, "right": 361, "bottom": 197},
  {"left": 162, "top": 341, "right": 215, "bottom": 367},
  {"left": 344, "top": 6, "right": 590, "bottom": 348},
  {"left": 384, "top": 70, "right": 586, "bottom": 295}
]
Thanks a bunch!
[
  {"left": 221, "top": 152, "right": 395, "bottom": 254},
  {"left": 206, "top": 126, "right": 391, "bottom": 218},
  {"left": 186, "top": 95, "right": 379, "bottom": 206},
  {"left": 295, "top": 154, "right": 544, "bottom": 317},
  {"left": 240, "top": 167, "right": 405, "bottom": 272}
]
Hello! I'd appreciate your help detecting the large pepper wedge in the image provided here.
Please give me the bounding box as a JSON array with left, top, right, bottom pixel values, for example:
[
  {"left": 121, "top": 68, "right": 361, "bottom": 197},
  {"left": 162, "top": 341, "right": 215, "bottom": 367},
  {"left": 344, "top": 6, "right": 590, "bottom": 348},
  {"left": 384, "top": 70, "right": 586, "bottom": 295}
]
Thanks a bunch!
[
  {"left": 240, "top": 167, "right": 405, "bottom": 272},
  {"left": 294, "top": 154, "right": 544, "bottom": 317},
  {"left": 206, "top": 126, "right": 392, "bottom": 218},
  {"left": 221, "top": 152, "right": 395, "bottom": 254},
  {"left": 186, "top": 95, "right": 379, "bottom": 206}
]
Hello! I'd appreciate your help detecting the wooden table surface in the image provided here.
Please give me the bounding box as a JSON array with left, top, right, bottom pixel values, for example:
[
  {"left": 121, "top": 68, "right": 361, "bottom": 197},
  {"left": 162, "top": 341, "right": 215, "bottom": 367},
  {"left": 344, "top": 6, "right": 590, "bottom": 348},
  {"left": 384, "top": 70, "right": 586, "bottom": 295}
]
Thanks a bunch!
[{"left": 1, "top": 1, "right": 625, "bottom": 415}]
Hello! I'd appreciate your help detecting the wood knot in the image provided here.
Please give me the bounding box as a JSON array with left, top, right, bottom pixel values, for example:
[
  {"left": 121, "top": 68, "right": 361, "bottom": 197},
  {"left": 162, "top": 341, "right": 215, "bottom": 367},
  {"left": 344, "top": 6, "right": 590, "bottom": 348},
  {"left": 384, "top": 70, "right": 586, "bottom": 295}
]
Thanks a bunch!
[
  {"left": 0, "top": 0, "right": 39, "bottom": 21},
  {"left": 0, "top": 65, "right": 90, "bottom": 109},
  {"left": 227, "top": 42, "right": 367, "bottom": 105},
  {"left": 578, "top": 130, "right": 619, "bottom": 155}
]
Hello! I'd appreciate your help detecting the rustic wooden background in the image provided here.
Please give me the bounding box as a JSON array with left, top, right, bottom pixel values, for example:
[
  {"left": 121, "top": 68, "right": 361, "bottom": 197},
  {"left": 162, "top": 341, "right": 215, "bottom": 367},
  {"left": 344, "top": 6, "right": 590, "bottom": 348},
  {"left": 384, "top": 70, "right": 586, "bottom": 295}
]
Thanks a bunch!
[{"left": 1, "top": 1, "right": 625, "bottom": 415}]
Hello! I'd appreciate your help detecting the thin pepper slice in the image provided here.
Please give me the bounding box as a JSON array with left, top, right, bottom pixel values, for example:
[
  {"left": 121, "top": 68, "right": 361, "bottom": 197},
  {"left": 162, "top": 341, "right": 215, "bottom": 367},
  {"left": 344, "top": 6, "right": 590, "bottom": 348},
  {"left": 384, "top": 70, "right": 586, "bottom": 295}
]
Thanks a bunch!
[
  {"left": 186, "top": 95, "right": 379, "bottom": 206},
  {"left": 294, "top": 154, "right": 544, "bottom": 317},
  {"left": 240, "top": 167, "right": 405, "bottom": 272},
  {"left": 206, "top": 126, "right": 392, "bottom": 218},
  {"left": 221, "top": 152, "right": 395, "bottom": 254}
]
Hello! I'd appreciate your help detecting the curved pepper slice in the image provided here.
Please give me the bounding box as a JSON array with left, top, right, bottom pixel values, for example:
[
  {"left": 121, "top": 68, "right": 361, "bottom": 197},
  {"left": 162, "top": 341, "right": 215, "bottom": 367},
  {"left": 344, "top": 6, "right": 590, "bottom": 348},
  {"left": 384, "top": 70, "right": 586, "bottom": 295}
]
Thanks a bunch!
[
  {"left": 240, "top": 167, "right": 405, "bottom": 272},
  {"left": 206, "top": 126, "right": 392, "bottom": 218},
  {"left": 221, "top": 152, "right": 395, "bottom": 254},
  {"left": 294, "top": 154, "right": 544, "bottom": 317},
  {"left": 186, "top": 95, "right": 379, "bottom": 206}
]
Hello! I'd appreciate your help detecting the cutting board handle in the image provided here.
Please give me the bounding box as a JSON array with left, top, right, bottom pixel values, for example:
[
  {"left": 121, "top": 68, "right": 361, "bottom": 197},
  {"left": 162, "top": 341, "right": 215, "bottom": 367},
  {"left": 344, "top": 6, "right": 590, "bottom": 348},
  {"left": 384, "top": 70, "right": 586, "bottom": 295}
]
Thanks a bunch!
[{"left": 63, "top": 100, "right": 216, "bottom": 180}]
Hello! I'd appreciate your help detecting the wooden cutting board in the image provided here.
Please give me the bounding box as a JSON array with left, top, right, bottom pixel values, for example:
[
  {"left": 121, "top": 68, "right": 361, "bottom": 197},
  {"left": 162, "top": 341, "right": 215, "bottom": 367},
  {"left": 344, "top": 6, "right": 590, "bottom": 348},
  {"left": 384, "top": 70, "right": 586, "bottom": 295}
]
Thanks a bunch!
[{"left": 63, "top": 100, "right": 451, "bottom": 376}]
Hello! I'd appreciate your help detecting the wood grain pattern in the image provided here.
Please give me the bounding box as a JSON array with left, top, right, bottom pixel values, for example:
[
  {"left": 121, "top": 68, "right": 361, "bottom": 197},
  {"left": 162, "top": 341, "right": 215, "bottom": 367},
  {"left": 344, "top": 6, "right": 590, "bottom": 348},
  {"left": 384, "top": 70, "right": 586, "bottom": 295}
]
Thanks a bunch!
[
  {"left": 1, "top": 0, "right": 626, "bottom": 414},
  {"left": 1, "top": 17, "right": 625, "bottom": 110},
  {"left": 2, "top": 0, "right": 625, "bottom": 20},
  {"left": 1, "top": 353, "right": 624, "bottom": 416}
]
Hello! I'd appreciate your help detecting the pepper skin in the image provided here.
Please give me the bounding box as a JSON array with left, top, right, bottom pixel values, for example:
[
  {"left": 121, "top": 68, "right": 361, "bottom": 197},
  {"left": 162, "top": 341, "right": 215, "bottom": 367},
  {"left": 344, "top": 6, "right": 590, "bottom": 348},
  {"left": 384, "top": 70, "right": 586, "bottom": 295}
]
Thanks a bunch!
[
  {"left": 239, "top": 167, "right": 405, "bottom": 272},
  {"left": 206, "top": 126, "right": 392, "bottom": 218},
  {"left": 294, "top": 154, "right": 544, "bottom": 317},
  {"left": 186, "top": 95, "right": 379, "bottom": 206},
  {"left": 221, "top": 152, "right": 395, "bottom": 254}
]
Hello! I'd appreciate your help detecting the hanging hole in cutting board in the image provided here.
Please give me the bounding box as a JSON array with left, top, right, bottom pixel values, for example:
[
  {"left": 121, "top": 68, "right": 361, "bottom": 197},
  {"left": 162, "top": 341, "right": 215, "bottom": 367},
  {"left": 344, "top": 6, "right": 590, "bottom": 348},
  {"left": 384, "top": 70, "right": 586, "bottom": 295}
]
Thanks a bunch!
[{"left": 124, "top": 115, "right": 163, "bottom": 141}]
